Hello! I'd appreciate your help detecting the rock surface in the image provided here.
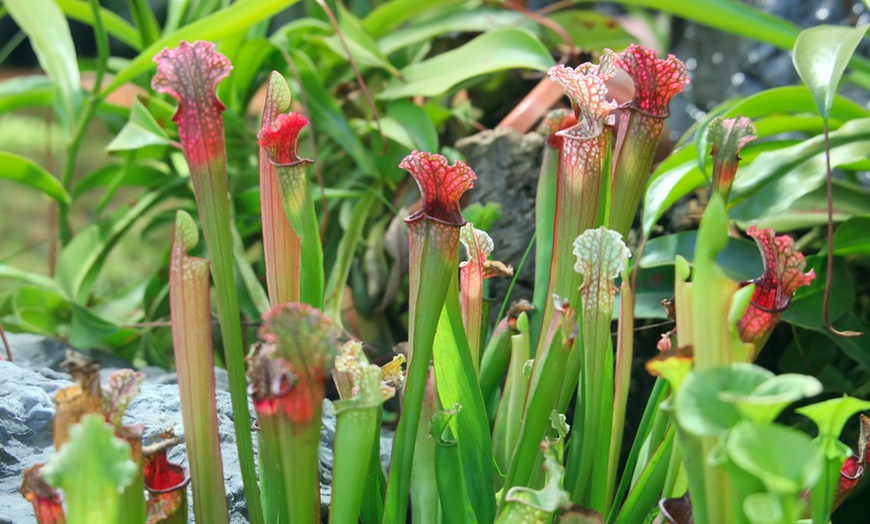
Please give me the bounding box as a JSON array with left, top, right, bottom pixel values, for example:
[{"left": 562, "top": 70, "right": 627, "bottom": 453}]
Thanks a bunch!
[
  {"left": 0, "top": 333, "right": 392, "bottom": 523},
  {"left": 457, "top": 128, "right": 545, "bottom": 311}
]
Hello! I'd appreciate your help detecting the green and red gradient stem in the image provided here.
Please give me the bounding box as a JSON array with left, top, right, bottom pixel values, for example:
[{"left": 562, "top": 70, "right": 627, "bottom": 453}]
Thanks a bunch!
[
  {"left": 20, "top": 465, "right": 66, "bottom": 524},
  {"left": 459, "top": 224, "right": 511, "bottom": 372},
  {"left": 530, "top": 109, "right": 576, "bottom": 351},
  {"left": 259, "top": 72, "right": 301, "bottom": 306},
  {"left": 151, "top": 41, "right": 262, "bottom": 524},
  {"left": 610, "top": 45, "right": 689, "bottom": 238},
  {"left": 707, "top": 115, "right": 756, "bottom": 204},
  {"left": 251, "top": 303, "right": 341, "bottom": 523},
  {"left": 168, "top": 210, "right": 229, "bottom": 524},
  {"left": 383, "top": 152, "right": 475, "bottom": 524},
  {"left": 258, "top": 112, "right": 324, "bottom": 308},
  {"left": 534, "top": 53, "right": 617, "bottom": 358}
]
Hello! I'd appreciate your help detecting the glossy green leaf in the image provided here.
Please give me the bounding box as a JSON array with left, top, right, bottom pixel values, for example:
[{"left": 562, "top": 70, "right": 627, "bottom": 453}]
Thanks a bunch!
[
  {"left": 378, "top": 28, "right": 553, "bottom": 99},
  {"left": 640, "top": 231, "right": 762, "bottom": 283},
  {"left": 830, "top": 215, "right": 870, "bottom": 255},
  {"left": 319, "top": 4, "right": 399, "bottom": 76},
  {"left": 55, "top": 0, "right": 142, "bottom": 50},
  {"left": 43, "top": 415, "right": 139, "bottom": 524},
  {"left": 377, "top": 8, "right": 524, "bottom": 55},
  {"left": 363, "top": 0, "right": 460, "bottom": 38},
  {"left": 102, "top": 0, "right": 301, "bottom": 96},
  {"left": 380, "top": 99, "right": 439, "bottom": 152},
  {"left": 291, "top": 49, "right": 377, "bottom": 177},
  {"left": 106, "top": 98, "right": 171, "bottom": 151},
  {"left": 675, "top": 364, "right": 773, "bottom": 437},
  {"left": 69, "top": 303, "right": 128, "bottom": 350},
  {"left": 793, "top": 24, "right": 869, "bottom": 120},
  {"left": 729, "top": 118, "right": 870, "bottom": 225},
  {"left": 9, "top": 285, "right": 71, "bottom": 337},
  {"left": 0, "top": 75, "right": 53, "bottom": 113},
  {"left": 5, "top": 0, "right": 82, "bottom": 134},
  {"left": 0, "top": 152, "right": 70, "bottom": 204},
  {"left": 56, "top": 185, "right": 176, "bottom": 303},
  {"left": 545, "top": 10, "right": 634, "bottom": 52},
  {"left": 780, "top": 255, "right": 854, "bottom": 329},
  {"left": 726, "top": 421, "right": 822, "bottom": 494},
  {"left": 73, "top": 163, "right": 168, "bottom": 197}
]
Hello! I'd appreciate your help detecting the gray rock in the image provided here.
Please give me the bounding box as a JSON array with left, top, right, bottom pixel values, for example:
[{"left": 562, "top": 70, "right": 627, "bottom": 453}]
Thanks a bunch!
[
  {"left": 0, "top": 335, "right": 393, "bottom": 523},
  {"left": 456, "top": 128, "right": 545, "bottom": 311}
]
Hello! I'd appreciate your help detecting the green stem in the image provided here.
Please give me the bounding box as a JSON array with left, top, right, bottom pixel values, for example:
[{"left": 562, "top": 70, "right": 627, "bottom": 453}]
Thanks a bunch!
[
  {"left": 383, "top": 219, "right": 460, "bottom": 523},
  {"left": 273, "top": 159, "right": 324, "bottom": 308}
]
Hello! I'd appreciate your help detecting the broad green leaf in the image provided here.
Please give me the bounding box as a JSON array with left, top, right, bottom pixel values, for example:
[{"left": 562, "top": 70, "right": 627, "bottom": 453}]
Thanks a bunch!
[
  {"left": 463, "top": 203, "right": 502, "bottom": 233},
  {"left": 0, "top": 75, "right": 53, "bottom": 113},
  {"left": 793, "top": 24, "right": 869, "bottom": 120},
  {"left": 729, "top": 118, "right": 870, "bottom": 225},
  {"left": 675, "top": 364, "right": 773, "bottom": 437},
  {"left": 69, "top": 303, "right": 133, "bottom": 350},
  {"left": 0, "top": 152, "right": 70, "bottom": 204},
  {"left": 5, "top": 0, "right": 82, "bottom": 133},
  {"left": 640, "top": 231, "right": 762, "bottom": 283},
  {"left": 379, "top": 99, "right": 439, "bottom": 152},
  {"left": 55, "top": 0, "right": 142, "bottom": 50},
  {"left": 719, "top": 374, "right": 823, "bottom": 425},
  {"left": 378, "top": 8, "right": 525, "bottom": 55},
  {"left": 830, "top": 215, "right": 870, "bottom": 255},
  {"left": 726, "top": 421, "right": 822, "bottom": 494},
  {"left": 378, "top": 28, "right": 554, "bottom": 99},
  {"left": 291, "top": 49, "right": 377, "bottom": 177},
  {"left": 43, "top": 415, "right": 139, "bottom": 523},
  {"left": 0, "top": 264, "right": 60, "bottom": 291},
  {"left": 641, "top": 161, "right": 705, "bottom": 236},
  {"left": 102, "top": 0, "right": 302, "bottom": 96},
  {"left": 780, "top": 254, "right": 854, "bottom": 329},
  {"left": 544, "top": 10, "right": 634, "bottom": 52},
  {"left": 73, "top": 163, "right": 169, "bottom": 197},
  {"left": 106, "top": 98, "right": 171, "bottom": 151},
  {"left": 10, "top": 285, "right": 71, "bottom": 336},
  {"left": 364, "top": 0, "right": 461, "bottom": 38},
  {"left": 56, "top": 184, "right": 177, "bottom": 303},
  {"left": 318, "top": 4, "right": 400, "bottom": 76}
]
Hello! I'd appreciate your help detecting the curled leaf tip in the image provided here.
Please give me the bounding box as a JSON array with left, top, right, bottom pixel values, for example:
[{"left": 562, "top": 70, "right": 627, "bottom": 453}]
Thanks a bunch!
[
  {"left": 401, "top": 151, "right": 476, "bottom": 226},
  {"left": 257, "top": 112, "right": 310, "bottom": 164},
  {"left": 548, "top": 50, "right": 618, "bottom": 135},
  {"left": 617, "top": 44, "right": 689, "bottom": 117},
  {"left": 708, "top": 116, "right": 757, "bottom": 155},
  {"left": 151, "top": 41, "right": 232, "bottom": 112},
  {"left": 460, "top": 223, "right": 494, "bottom": 268},
  {"left": 739, "top": 226, "right": 815, "bottom": 345}
]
